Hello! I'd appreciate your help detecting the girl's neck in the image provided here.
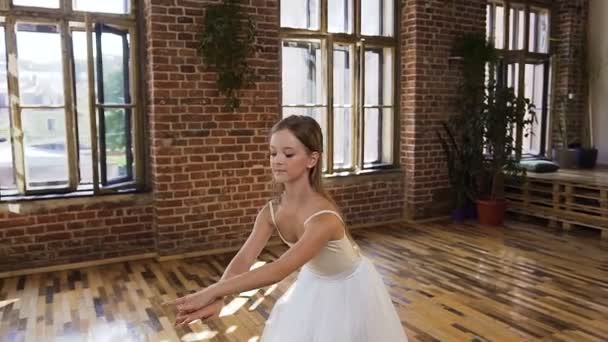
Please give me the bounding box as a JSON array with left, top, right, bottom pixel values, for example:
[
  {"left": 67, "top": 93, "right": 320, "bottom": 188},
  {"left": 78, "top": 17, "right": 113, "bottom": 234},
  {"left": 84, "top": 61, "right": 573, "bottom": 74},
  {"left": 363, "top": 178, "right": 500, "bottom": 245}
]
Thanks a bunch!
[{"left": 282, "top": 176, "right": 316, "bottom": 205}]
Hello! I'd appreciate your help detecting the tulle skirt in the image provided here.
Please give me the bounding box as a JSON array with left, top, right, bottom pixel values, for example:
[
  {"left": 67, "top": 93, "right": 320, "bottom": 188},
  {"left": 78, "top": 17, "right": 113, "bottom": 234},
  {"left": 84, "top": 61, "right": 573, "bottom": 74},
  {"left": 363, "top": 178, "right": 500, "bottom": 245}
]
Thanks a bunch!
[{"left": 261, "top": 256, "right": 408, "bottom": 342}]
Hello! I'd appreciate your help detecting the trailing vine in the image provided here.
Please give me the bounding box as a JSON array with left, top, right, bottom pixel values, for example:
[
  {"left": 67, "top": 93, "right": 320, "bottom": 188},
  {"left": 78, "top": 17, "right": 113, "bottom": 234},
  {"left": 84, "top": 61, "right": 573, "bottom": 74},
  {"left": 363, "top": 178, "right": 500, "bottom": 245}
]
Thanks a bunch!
[{"left": 199, "top": 0, "right": 256, "bottom": 110}]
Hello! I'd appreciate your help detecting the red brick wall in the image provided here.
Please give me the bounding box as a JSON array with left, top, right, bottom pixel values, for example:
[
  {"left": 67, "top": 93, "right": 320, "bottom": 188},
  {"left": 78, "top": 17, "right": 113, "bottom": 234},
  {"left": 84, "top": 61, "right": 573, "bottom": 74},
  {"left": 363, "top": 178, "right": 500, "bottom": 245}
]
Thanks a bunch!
[
  {"left": 552, "top": 0, "right": 589, "bottom": 148},
  {"left": 400, "top": 0, "right": 486, "bottom": 219},
  {"left": 0, "top": 198, "right": 154, "bottom": 270},
  {"left": 0, "top": 0, "right": 590, "bottom": 272},
  {"left": 0, "top": 0, "right": 405, "bottom": 272},
  {"left": 145, "top": 0, "right": 280, "bottom": 257}
]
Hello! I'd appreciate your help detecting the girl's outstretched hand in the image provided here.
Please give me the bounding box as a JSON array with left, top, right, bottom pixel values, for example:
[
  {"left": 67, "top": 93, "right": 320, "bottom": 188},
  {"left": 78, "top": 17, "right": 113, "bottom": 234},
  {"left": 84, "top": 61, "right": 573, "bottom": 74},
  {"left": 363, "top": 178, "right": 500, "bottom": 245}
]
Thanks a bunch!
[
  {"left": 163, "top": 287, "right": 222, "bottom": 327},
  {"left": 173, "top": 298, "right": 224, "bottom": 327}
]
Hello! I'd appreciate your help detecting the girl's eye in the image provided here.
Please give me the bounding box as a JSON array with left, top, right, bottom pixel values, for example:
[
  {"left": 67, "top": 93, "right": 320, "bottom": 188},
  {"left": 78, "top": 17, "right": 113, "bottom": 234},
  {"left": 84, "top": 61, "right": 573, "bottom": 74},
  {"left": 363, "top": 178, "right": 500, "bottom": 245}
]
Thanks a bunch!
[
  {"left": 285, "top": 154, "right": 294, "bottom": 158},
  {"left": 270, "top": 153, "right": 277, "bottom": 157}
]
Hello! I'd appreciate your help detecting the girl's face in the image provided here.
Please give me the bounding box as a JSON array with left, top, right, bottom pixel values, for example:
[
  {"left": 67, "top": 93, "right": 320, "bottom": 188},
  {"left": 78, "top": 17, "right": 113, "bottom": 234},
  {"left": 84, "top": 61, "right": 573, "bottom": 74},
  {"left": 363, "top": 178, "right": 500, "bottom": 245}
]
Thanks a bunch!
[{"left": 269, "top": 129, "right": 318, "bottom": 184}]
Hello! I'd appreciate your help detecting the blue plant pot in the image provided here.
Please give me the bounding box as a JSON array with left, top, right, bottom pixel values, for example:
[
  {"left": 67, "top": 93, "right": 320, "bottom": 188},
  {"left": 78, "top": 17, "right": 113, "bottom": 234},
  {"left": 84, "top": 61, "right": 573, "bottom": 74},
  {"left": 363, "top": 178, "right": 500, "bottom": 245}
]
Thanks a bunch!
[{"left": 451, "top": 208, "right": 467, "bottom": 222}]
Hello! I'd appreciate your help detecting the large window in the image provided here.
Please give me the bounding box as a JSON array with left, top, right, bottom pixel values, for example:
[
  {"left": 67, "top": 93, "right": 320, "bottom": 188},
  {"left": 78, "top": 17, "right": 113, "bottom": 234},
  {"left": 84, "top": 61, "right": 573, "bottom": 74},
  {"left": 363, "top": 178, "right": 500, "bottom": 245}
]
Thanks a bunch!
[
  {"left": 280, "top": 0, "right": 397, "bottom": 174},
  {"left": 487, "top": 0, "right": 551, "bottom": 156},
  {"left": 0, "top": 0, "right": 143, "bottom": 200}
]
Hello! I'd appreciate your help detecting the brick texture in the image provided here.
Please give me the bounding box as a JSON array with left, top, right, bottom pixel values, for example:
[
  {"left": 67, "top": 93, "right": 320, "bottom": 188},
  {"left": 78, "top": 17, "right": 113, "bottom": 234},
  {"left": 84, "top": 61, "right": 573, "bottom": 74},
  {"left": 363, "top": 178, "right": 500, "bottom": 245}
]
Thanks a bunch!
[
  {"left": 0, "top": 200, "right": 154, "bottom": 269},
  {"left": 0, "top": 0, "right": 590, "bottom": 271},
  {"left": 400, "top": 0, "right": 486, "bottom": 219},
  {"left": 552, "top": 0, "right": 589, "bottom": 148},
  {"left": 0, "top": 0, "right": 405, "bottom": 272}
]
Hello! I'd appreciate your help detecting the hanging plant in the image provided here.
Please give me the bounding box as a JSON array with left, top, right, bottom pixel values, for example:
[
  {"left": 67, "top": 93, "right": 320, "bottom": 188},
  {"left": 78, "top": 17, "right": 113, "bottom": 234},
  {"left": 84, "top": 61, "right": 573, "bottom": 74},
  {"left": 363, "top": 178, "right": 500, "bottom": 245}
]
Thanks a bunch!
[{"left": 199, "top": 0, "right": 256, "bottom": 110}]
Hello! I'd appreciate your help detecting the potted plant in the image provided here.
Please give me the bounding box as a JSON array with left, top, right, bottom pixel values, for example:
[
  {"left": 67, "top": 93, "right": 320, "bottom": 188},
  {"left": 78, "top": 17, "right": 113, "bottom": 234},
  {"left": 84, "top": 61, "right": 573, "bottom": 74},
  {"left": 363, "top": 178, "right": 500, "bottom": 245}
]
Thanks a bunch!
[
  {"left": 444, "top": 33, "right": 496, "bottom": 221},
  {"left": 476, "top": 81, "right": 535, "bottom": 226},
  {"left": 577, "top": 40, "right": 600, "bottom": 169},
  {"left": 436, "top": 122, "right": 478, "bottom": 222},
  {"left": 578, "top": 77, "right": 599, "bottom": 169},
  {"left": 551, "top": 96, "right": 580, "bottom": 168},
  {"left": 198, "top": 0, "right": 256, "bottom": 110}
]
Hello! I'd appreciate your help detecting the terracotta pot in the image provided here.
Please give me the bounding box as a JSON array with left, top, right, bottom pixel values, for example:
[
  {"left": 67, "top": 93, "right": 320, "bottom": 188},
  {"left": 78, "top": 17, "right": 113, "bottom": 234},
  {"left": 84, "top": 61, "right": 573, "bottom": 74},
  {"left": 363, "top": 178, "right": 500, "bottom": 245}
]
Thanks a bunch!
[{"left": 476, "top": 199, "right": 507, "bottom": 226}]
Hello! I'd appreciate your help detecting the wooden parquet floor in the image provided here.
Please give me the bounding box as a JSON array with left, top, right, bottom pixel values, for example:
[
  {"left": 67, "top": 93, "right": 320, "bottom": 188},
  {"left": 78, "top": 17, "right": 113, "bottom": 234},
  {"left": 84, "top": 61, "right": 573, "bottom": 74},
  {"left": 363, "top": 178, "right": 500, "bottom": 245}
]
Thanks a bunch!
[{"left": 1, "top": 220, "right": 607, "bottom": 341}]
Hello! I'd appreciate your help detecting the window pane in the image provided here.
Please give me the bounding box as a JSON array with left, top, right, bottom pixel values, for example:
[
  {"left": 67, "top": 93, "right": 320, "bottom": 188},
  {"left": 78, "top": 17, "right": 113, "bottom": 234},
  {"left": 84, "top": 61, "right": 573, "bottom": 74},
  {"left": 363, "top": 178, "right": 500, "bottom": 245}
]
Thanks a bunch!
[
  {"left": 100, "top": 30, "right": 130, "bottom": 104},
  {"left": 523, "top": 63, "right": 545, "bottom": 154},
  {"left": 22, "top": 108, "right": 68, "bottom": 188},
  {"left": 334, "top": 44, "right": 353, "bottom": 106},
  {"left": 333, "top": 108, "right": 352, "bottom": 169},
  {"left": 361, "top": 0, "right": 393, "bottom": 37},
  {"left": 13, "top": 0, "right": 59, "bottom": 8},
  {"left": 531, "top": 8, "right": 549, "bottom": 53},
  {"left": 328, "top": 0, "right": 353, "bottom": 33},
  {"left": 364, "top": 108, "right": 393, "bottom": 165},
  {"left": 529, "top": 12, "right": 537, "bottom": 53},
  {"left": 509, "top": 7, "right": 525, "bottom": 50},
  {"left": 72, "top": 31, "right": 93, "bottom": 184},
  {"left": 333, "top": 44, "right": 353, "bottom": 169},
  {"left": 17, "top": 24, "right": 64, "bottom": 106},
  {"left": 486, "top": 4, "right": 491, "bottom": 41},
  {"left": 282, "top": 40, "right": 324, "bottom": 105},
  {"left": 73, "top": 0, "right": 130, "bottom": 14},
  {"left": 494, "top": 5, "right": 504, "bottom": 49},
  {"left": 364, "top": 48, "right": 393, "bottom": 106},
  {"left": 0, "top": 27, "right": 15, "bottom": 190},
  {"left": 281, "top": 0, "right": 319, "bottom": 30},
  {"left": 0, "top": 108, "right": 15, "bottom": 190},
  {"left": 103, "top": 108, "right": 131, "bottom": 183},
  {"left": 364, "top": 108, "right": 379, "bottom": 163},
  {"left": 507, "top": 63, "right": 519, "bottom": 93},
  {"left": 381, "top": 108, "right": 393, "bottom": 163}
]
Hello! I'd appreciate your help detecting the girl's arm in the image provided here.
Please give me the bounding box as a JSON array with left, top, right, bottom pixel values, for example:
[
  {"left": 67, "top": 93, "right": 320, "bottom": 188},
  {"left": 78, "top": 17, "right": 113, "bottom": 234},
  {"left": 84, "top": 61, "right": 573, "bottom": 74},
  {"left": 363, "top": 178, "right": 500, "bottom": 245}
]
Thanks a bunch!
[
  {"left": 218, "top": 203, "right": 275, "bottom": 282},
  {"left": 172, "top": 214, "right": 343, "bottom": 315}
]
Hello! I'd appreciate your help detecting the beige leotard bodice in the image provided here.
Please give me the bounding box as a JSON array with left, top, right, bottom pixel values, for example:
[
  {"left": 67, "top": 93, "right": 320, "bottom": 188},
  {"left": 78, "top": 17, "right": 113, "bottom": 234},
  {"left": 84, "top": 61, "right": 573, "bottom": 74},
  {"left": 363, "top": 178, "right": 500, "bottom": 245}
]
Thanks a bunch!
[{"left": 268, "top": 201, "right": 362, "bottom": 277}]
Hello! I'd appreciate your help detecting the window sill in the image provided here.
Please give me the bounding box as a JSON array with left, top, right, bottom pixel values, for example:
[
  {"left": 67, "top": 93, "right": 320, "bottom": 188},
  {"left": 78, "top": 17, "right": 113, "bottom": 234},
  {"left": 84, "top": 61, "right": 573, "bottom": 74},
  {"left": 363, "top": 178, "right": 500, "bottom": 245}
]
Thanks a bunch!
[
  {"left": 0, "top": 191, "right": 153, "bottom": 215},
  {"left": 323, "top": 167, "right": 402, "bottom": 185}
]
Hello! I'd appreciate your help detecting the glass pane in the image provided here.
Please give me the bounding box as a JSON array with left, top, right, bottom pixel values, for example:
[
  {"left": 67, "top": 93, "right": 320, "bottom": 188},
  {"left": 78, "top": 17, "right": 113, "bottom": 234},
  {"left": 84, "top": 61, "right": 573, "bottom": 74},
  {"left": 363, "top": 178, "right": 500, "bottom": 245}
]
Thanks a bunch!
[
  {"left": 73, "top": 0, "right": 130, "bottom": 14},
  {"left": 364, "top": 48, "right": 393, "bottom": 106},
  {"left": 364, "top": 108, "right": 379, "bottom": 163},
  {"left": 381, "top": 108, "right": 393, "bottom": 163},
  {"left": 333, "top": 108, "right": 352, "bottom": 169},
  {"left": 282, "top": 40, "right": 324, "bottom": 105},
  {"left": 0, "top": 108, "right": 15, "bottom": 190},
  {"left": 529, "top": 12, "right": 537, "bottom": 53},
  {"left": 282, "top": 107, "right": 328, "bottom": 169},
  {"left": 361, "top": 0, "right": 394, "bottom": 37},
  {"left": 104, "top": 108, "right": 131, "bottom": 183},
  {"left": 17, "top": 24, "right": 64, "bottom": 106},
  {"left": 364, "top": 108, "right": 393, "bottom": 165},
  {"left": 509, "top": 7, "right": 525, "bottom": 50},
  {"left": 72, "top": 31, "right": 93, "bottom": 184},
  {"left": 101, "top": 31, "right": 130, "bottom": 104},
  {"left": 281, "top": 0, "right": 319, "bottom": 30},
  {"left": 507, "top": 63, "right": 519, "bottom": 93},
  {"left": 523, "top": 63, "right": 545, "bottom": 154},
  {"left": 486, "top": 5, "right": 491, "bottom": 41},
  {"left": 532, "top": 8, "right": 549, "bottom": 53},
  {"left": 328, "top": 0, "right": 353, "bottom": 33},
  {"left": 333, "top": 44, "right": 353, "bottom": 169},
  {"left": 13, "top": 0, "right": 59, "bottom": 8},
  {"left": 0, "top": 27, "right": 14, "bottom": 190},
  {"left": 495, "top": 5, "right": 504, "bottom": 49},
  {"left": 22, "top": 109, "right": 68, "bottom": 188},
  {"left": 333, "top": 44, "right": 353, "bottom": 106}
]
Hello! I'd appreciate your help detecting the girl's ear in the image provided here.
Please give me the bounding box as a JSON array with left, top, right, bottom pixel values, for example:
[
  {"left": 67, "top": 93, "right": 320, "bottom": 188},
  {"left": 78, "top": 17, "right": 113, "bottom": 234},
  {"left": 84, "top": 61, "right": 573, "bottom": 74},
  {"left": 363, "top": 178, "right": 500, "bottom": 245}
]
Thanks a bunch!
[{"left": 307, "top": 151, "right": 320, "bottom": 169}]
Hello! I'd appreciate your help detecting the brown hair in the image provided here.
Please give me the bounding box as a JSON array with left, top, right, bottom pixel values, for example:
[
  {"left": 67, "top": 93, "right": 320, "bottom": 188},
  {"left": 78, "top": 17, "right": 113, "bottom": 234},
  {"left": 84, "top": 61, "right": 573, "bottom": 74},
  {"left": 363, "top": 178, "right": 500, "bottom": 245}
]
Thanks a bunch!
[
  {"left": 270, "top": 115, "right": 331, "bottom": 201},
  {"left": 270, "top": 115, "right": 360, "bottom": 251}
]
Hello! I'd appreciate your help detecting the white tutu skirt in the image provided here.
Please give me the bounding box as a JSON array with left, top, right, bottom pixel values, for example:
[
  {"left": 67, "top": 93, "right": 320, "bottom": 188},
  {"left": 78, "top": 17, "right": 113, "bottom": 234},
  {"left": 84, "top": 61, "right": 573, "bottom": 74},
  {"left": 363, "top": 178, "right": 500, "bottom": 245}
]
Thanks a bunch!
[{"left": 261, "top": 256, "right": 408, "bottom": 342}]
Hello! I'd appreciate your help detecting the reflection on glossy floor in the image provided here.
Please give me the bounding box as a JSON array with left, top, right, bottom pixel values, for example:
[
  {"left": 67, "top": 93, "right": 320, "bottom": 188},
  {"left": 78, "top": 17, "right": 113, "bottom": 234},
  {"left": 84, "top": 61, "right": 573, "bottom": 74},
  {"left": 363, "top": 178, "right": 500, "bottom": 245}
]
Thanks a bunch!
[{"left": 1, "top": 220, "right": 608, "bottom": 341}]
